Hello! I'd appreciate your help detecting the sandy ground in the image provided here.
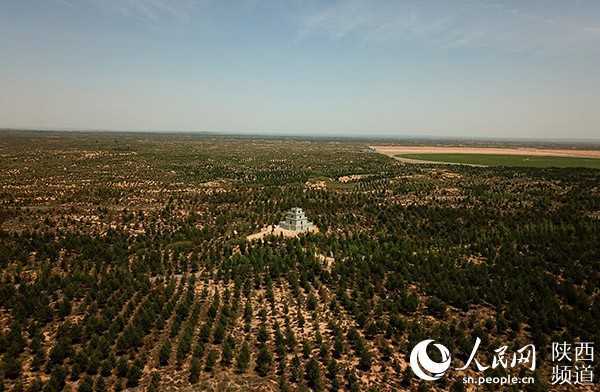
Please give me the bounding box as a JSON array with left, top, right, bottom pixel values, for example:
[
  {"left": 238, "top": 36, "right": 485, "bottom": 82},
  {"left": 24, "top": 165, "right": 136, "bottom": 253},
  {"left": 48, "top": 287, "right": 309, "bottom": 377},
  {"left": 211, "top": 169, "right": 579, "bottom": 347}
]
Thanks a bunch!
[
  {"left": 246, "top": 225, "right": 319, "bottom": 241},
  {"left": 371, "top": 145, "right": 600, "bottom": 158}
]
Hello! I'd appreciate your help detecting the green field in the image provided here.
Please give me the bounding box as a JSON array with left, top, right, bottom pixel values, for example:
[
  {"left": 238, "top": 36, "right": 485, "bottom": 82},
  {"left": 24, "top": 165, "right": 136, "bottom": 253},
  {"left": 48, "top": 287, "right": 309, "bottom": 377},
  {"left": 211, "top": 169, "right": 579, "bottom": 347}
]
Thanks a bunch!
[{"left": 397, "top": 153, "right": 600, "bottom": 169}]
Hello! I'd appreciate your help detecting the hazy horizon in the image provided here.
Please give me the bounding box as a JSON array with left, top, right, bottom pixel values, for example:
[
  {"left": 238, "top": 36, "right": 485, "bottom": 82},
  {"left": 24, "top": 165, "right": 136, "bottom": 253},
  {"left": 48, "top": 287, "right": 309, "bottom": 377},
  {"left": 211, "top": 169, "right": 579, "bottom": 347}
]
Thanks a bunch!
[
  {"left": 5, "top": 128, "right": 600, "bottom": 145},
  {"left": 2, "top": 1, "right": 600, "bottom": 140}
]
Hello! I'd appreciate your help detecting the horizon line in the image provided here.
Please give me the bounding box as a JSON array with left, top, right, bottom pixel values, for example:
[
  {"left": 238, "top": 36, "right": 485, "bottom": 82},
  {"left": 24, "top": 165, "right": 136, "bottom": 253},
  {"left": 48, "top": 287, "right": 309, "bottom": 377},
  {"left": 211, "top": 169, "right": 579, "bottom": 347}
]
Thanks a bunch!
[{"left": 2, "top": 127, "right": 600, "bottom": 145}]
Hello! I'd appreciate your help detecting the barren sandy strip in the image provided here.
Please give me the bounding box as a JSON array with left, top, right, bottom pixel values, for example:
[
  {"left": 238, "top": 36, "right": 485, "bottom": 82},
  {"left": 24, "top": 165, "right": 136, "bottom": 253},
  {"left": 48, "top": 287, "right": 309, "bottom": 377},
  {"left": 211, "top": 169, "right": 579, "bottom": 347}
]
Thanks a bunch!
[
  {"left": 246, "top": 225, "right": 319, "bottom": 241},
  {"left": 370, "top": 145, "right": 600, "bottom": 158}
]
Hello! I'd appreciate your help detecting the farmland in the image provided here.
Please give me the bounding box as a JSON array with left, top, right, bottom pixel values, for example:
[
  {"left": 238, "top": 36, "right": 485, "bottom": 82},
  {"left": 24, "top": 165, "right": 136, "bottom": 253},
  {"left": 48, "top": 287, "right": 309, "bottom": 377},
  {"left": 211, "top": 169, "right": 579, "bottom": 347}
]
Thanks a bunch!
[
  {"left": 395, "top": 153, "right": 600, "bottom": 169},
  {"left": 371, "top": 145, "right": 600, "bottom": 169},
  {"left": 0, "top": 131, "right": 599, "bottom": 391}
]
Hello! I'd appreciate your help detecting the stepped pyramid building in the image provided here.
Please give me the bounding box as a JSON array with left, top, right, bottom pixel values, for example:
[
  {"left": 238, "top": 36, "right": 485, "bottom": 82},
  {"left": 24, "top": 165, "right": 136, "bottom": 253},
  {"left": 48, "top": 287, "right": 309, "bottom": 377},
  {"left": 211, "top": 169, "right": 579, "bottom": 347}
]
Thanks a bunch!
[
  {"left": 278, "top": 207, "right": 315, "bottom": 232},
  {"left": 246, "top": 207, "right": 317, "bottom": 241}
]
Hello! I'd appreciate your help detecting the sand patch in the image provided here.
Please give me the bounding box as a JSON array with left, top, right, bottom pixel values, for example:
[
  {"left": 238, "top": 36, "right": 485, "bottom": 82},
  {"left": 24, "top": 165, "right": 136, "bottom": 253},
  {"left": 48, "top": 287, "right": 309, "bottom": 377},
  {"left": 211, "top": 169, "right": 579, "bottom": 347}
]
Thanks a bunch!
[
  {"left": 246, "top": 225, "right": 319, "bottom": 241},
  {"left": 371, "top": 145, "right": 600, "bottom": 159}
]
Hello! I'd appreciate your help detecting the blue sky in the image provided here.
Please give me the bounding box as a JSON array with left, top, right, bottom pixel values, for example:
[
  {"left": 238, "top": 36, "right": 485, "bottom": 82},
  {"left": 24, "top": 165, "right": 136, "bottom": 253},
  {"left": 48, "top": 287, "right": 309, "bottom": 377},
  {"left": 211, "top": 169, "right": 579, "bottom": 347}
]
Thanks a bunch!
[{"left": 1, "top": 0, "right": 599, "bottom": 139}]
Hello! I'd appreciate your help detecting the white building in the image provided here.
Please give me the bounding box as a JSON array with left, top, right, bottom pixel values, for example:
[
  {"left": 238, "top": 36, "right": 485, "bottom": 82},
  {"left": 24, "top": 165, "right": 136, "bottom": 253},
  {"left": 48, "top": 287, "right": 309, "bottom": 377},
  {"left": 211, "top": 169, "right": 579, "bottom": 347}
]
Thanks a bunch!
[{"left": 278, "top": 207, "right": 315, "bottom": 231}]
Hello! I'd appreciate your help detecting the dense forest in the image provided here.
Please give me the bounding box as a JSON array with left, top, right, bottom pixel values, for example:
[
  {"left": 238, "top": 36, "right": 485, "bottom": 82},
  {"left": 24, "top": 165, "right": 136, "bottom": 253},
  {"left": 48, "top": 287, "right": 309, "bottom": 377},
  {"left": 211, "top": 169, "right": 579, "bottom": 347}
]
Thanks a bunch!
[{"left": 0, "top": 131, "right": 598, "bottom": 391}]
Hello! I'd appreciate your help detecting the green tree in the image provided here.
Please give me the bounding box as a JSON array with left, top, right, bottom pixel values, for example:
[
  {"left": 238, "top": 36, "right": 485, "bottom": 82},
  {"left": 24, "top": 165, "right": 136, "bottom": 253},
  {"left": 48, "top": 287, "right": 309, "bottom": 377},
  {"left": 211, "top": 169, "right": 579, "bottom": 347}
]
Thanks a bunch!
[
  {"left": 243, "top": 302, "right": 253, "bottom": 332},
  {"left": 255, "top": 345, "right": 273, "bottom": 377},
  {"left": 29, "top": 377, "right": 44, "bottom": 392},
  {"left": 77, "top": 376, "right": 93, "bottom": 392},
  {"left": 189, "top": 357, "right": 200, "bottom": 384},
  {"left": 2, "top": 353, "right": 21, "bottom": 380},
  {"left": 278, "top": 375, "right": 290, "bottom": 392},
  {"left": 99, "top": 360, "right": 112, "bottom": 377},
  {"left": 236, "top": 341, "right": 251, "bottom": 373},
  {"left": 307, "top": 293, "right": 318, "bottom": 311},
  {"left": 290, "top": 355, "right": 301, "bottom": 383},
  {"left": 147, "top": 372, "right": 160, "bottom": 392},
  {"left": 213, "top": 322, "right": 225, "bottom": 345},
  {"left": 302, "top": 341, "right": 311, "bottom": 359},
  {"left": 257, "top": 323, "right": 269, "bottom": 344},
  {"left": 346, "top": 368, "right": 359, "bottom": 392},
  {"left": 204, "top": 350, "right": 218, "bottom": 372},
  {"left": 285, "top": 326, "right": 296, "bottom": 352},
  {"left": 126, "top": 360, "right": 142, "bottom": 388},
  {"left": 11, "top": 380, "right": 23, "bottom": 392},
  {"left": 358, "top": 347, "right": 372, "bottom": 371},
  {"left": 326, "top": 358, "right": 338, "bottom": 380},
  {"left": 45, "top": 365, "right": 67, "bottom": 392},
  {"left": 332, "top": 335, "right": 343, "bottom": 358},
  {"left": 94, "top": 377, "right": 106, "bottom": 392},
  {"left": 115, "top": 357, "right": 128, "bottom": 378},
  {"left": 221, "top": 336, "right": 234, "bottom": 366},
  {"left": 305, "top": 357, "right": 322, "bottom": 391},
  {"left": 158, "top": 342, "right": 171, "bottom": 367}
]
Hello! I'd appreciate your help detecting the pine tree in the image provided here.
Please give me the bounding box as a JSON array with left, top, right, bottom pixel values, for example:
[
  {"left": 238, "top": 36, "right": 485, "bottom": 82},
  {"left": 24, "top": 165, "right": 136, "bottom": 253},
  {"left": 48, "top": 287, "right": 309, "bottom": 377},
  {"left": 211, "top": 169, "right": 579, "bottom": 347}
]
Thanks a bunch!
[
  {"left": 380, "top": 342, "right": 392, "bottom": 361},
  {"left": 159, "top": 342, "right": 171, "bottom": 367},
  {"left": 94, "top": 377, "right": 106, "bottom": 392},
  {"left": 400, "top": 366, "right": 412, "bottom": 387},
  {"left": 194, "top": 320, "right": 208, "bottom": 342},
  {"left": 302, "top": 341, "right": 311, "bottom": 359},
  {"left": 87, "top": 351, "right": 100, "bottom": 375},
  {"left": 113, "top": 379, "right": 124, "bottom": 392},
  {"left": 257, "top": 323, "right": 268, "bottom": 344},
  {"left": 290, "top": 355, "right": 301, "bottom": 383},
  {"left": 189, "top": 357, "right": 200, "bottom": 384},
  {"left": 147, "top": 372, "right": 160, "bottom": 392},
  {"left": 278, "top": 375, "right": 290, "bottom": 392},
  {"left": 330, "top": 377, "right": 340, "bottom": 391},
  {"left": 297, "top": 309, "right": 305, "bottom": 329},
  {"left": 213, "top": 322, "right": 225, "bottom": 345},
  {"left": 277, "top": 356, "right": 286, "bottom": 375},
  {"left": 126, "top": 360, "right": 142, "bottom": 388},
  {"left": 326, "top": 358, "right": 338, "bottom": 380},
  {"left": 29, "top": 377, "right": 44, "bottom": 392},
  {"left": 332, "top": 335, "right": 343, "bottom": 358},
  {"left": 255, "top": 345, "right": 273, "bottom": 377},
  {"left": 450, "top": 380, "right": 466, "bottom": 392},
  {"left": 193, "top": 341, "right": 205, "bottom": 359},
  {"left": 99, "top": 360, "right": 112, "bottom": 377},
  {"left": 204, "top": 350, "right": 218, "bottom": 372},
  {"left": 346, "top": 368, "right": 359, "bottom": 392},
  {"left": 307, "top": 293, "right": 318, "bottom": 311},
  {"left": 46, "top": 365, "right": 67, "bottom": 392},
  {"left": 2, "top": 353, "right": 21, "bottom": 380},
  {"left": 236, "top": 341, "right": 251, "bottom": 373},
  {"left": 11, "top": 380, "right": 23, "bottom": 392},
  {"left": 285, "top": 326, "right": 296, "bottom": 352},
  {"left": 70, "top": 362, "right": 81, "bottom": 381},
  {"left": 358, "top": 347, "right": 372, "bottom": 371},
  {"left": 275, "top": 327, "right": 286, "bottom": 358},
  {"left": 305, "top": 357, "right": 322, "bottom": 391},
  {"left": 319, "top": 343, "right": 329, "bottom": 360},
  {"left": 31, "top": 349, "right": 45, "bottom": 372},
  {"left": 243, "top": 301, "right": 253, "bottom": 332},
  {"left": 115, "top": 357, "right": 128, "bottom": 378},
  {"left": 221, "top": 336, "right": 234, "bottom": 366},
  {"left": 77, "top": 375, "right": 93, "bottom": 392}
]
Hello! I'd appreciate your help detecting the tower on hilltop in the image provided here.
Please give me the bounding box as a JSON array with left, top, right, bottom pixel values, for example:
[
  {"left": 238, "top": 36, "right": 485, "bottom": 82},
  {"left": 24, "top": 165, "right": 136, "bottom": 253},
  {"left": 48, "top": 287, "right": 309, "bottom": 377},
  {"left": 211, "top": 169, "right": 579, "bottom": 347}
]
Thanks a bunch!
[{"left": 278, "top": 207, "right": 315, "bottom": 232}]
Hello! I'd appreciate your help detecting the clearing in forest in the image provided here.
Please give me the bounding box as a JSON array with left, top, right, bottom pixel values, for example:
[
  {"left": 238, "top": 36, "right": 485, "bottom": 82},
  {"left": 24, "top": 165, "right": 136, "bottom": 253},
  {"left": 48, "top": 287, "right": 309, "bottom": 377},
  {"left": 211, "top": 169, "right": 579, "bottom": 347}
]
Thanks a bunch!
[{"left": 371, "top": 145, "right": 600, "bottom": 168}]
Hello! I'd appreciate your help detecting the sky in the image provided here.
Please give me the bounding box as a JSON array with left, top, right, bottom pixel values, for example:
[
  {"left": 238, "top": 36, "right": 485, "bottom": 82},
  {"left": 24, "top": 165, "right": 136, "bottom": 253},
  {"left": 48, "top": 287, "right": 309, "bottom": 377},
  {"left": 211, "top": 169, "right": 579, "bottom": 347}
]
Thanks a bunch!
[{"left": 1, "top": 0, "right": 600, "bottom": 139}]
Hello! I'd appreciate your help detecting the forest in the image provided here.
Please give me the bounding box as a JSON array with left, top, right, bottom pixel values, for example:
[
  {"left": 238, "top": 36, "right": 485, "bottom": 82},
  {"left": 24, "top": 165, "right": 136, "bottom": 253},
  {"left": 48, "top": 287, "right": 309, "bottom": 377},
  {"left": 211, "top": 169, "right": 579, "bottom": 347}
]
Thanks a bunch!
[{"left": 0, "top": 131, "right": 598, "bottom": 391}]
